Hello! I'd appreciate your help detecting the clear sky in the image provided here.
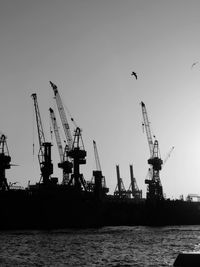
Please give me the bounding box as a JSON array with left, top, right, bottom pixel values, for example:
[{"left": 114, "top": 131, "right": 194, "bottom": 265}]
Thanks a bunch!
[{"left": 1, "top": 0, "right": 200, "bottom": 199}]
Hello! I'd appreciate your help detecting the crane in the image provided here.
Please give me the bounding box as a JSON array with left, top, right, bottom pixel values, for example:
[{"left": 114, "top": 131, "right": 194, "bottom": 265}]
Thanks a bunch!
[
  {"left": 128, "top": 164, "right": 142, "bottom": 199},
  {"left": 49, "top": 108, "right": 72, "bottom": 184},
  {"left": 49, "top": 81, "right": 73, "bottom": 151},
  {"left": 92, "top": 140, "right": 108, "bottom": 195},
  {"left": 114, "top": 165, "right": 129, "bottom": 198},
  {"left": 67, "top": 127, "right": 87, "bottom": 191},
  {"left": 32, "top": 93, "right": 53, "bottom": 184},
  {"left": 0, "top": 134, "right": 11, "bottom": 190},
  {"left": 141, "top": 101, "right": 163, "bottom": 200}
]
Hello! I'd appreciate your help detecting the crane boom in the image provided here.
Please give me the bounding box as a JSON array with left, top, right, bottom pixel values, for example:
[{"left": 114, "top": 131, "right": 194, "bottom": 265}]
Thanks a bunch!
[
  {"left": 31, "top": 94, "right": 45, "bottom": 147},
  {"left": 163, "top": 146, "right": 174, "bottom": 166},
  {"left": 50, "top": 81, "right": 73, "bottom": 150},
  {"left": 49, "top": 108, "right": 64, "bottom": 162},
  {"left": 141, "top": 101, "right": 154, "bottom": 156},
  {"left": 93, "top": 140, "right": 101, "bottom": 171}
]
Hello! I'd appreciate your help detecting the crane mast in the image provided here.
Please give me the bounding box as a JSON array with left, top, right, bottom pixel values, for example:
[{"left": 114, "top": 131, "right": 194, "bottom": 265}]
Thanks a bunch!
[
  {"left": 32, "top": 93, "right": 53, "bottom": 184},
  {"left": 49, "top": 81, "right": 73, "bottom": 151},
  {"left": 49, "top": 108, "right": 72, "bottom": 184},
  {"left": 140, "top": 101, "right": 163, "bottom": 200}
]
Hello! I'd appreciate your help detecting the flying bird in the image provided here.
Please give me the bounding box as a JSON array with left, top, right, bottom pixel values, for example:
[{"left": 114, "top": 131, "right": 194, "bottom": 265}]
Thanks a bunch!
[
  {"left": 191, "top": 62, "right": 199, "bottom": 69},
  {"left": 131, "top": 71, "right": 137, "bottom": 79}
]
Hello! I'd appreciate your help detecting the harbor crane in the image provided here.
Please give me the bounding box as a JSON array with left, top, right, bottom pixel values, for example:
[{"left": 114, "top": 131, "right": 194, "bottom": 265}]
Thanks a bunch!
[
  {"left": 32, "top": 93, "right": 53, "bottom": 184},
  {"left": 128, "top": 164, "right": 142, "bottom": 199},
  {"left": 141, "top": 101, "right": 163, "bottom": 200},
  {"left": 0, "top": 134, "right": 11, "bottom": 191},
  {"left": 67, "top": 127, "right": 87, "bottom": 191},
  {"left": 91, "top": 140, "right": 108, "bottom": 195},
  {"left": 49, "top": 108, "right": 72, "bottom": 184},
  {"left": 114, "top": 165, "right": 129, "bottom": 198}
]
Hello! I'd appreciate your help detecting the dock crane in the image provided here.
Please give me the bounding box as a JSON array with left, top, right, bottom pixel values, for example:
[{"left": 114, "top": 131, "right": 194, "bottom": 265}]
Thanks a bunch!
[
  {"left": 141, "top": 101, "right": 163, "bottom": 200},
  {"left": 114, "top": 165, "right": 129, "bottom": 198},
  {"left": 32, "top": 93, "right": 53, "bottom": 184},
  {"left": 49, "top": 108, "right": 72, "bottom": 184},
  {"left": 128, "top": 164, "right": 142, "bottom": 199},
  {"left": 0, "top": 134, "right": 11, "bottom": 191},
  {"left": 92, "top": 140, "right": 108, "bottom": 195},
  {"left": 67, "top": 127, "right": 87, "bottom": 191}
]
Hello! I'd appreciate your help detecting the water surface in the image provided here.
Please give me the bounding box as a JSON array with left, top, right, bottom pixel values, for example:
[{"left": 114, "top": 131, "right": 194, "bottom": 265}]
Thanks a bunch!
[{"left": 0, "top": 226, "right": 199, "bottom": 266}]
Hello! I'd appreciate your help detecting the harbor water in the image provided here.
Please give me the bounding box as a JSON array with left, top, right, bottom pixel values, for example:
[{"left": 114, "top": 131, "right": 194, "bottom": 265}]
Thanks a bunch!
[{"left": 0, "top": 225, "right": 200, "bottom": 266}]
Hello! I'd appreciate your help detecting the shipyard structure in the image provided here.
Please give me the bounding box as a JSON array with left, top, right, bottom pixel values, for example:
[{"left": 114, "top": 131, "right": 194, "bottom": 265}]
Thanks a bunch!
[{"left": 0, "top": 82, "right": 200, "bottom": 229}]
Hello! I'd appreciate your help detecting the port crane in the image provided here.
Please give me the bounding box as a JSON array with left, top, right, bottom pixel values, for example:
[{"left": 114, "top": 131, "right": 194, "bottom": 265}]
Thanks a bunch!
[
  {"left": 67, "top": 127, "right": 87, "bottom": 191},
  {"left": 32, "top": 93, "right": 53, "bottom": 184},
  {"left": 114, "top": 165, "right": 129, "bottom": 198},
  {"left": 0, "top": 134, "right": 11, "bottom": 191},
  {"left": 141, "top": 101, "right": 163, "bottom": 200},
  {"left": 50, "top": 82, "right": 88, "bottom": 191},
  {"left": 128, "top": 164, "right": 142, "bottom": 199},
  {"left": 91, "top": 140, "right": 108, "bottom": 195},
  {"left": 49, "top": 108, "right": 72, "bottom": 184}
]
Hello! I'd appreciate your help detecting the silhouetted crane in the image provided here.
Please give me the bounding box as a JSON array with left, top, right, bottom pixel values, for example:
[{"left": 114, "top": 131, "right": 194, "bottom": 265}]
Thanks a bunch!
[
  {"left": 49, "top": 108, "right": 72, "bottom": 184},
  {"left": 141, "top": 101, "right": 163, "bottom": 200},
  {"left": 31, "top": 93, "right": 53, "bottom": 184}
]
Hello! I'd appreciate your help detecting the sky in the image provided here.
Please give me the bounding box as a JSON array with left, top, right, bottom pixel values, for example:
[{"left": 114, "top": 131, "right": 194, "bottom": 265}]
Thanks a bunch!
[{"left": 1, "top": 0, "right": 200, "bottom": 199}]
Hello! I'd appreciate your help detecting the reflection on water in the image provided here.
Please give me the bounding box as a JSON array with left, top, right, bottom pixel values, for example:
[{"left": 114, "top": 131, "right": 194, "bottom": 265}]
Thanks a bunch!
[{"left": 0, "top": 226, "right": 199, "bottom": 266}]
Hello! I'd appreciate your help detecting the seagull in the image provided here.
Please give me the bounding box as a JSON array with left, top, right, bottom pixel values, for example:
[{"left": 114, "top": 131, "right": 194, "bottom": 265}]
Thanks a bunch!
[
  {"left": 191, "top": 62, "right": 199, "bottom": 69},
  {"left": 131, "top": 71, "right": 137, "bottom": 79}
]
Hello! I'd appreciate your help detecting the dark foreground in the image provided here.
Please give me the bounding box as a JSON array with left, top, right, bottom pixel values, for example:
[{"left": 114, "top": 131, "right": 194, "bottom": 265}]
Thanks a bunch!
[
  {"left": 1, "top": 184, "right": 200, "bottom": 230},
  {"left": 0, "top": 226, "right": 199, "bottom": 266}
]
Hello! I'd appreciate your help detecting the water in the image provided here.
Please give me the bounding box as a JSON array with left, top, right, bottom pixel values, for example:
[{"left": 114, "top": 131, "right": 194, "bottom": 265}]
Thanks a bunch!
[{"left": 0, "top": 226, "right": 199, "bottom": 266}]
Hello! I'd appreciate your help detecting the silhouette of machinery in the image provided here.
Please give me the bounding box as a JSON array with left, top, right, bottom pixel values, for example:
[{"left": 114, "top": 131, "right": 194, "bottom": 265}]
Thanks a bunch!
[
  {"left": 141, "top": 101, "right": 163, "bottom": 200},
  {"left": 50, "top": 82, "right": 88, "bottom": 191},
  {"left": 32, "top": 93, "right": 53, "bottom": 185},
  {"left": 49, "top": 107, "right": 72, "bottom": 184}
]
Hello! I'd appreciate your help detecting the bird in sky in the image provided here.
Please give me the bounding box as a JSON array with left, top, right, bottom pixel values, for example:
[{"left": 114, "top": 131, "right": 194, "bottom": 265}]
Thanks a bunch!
[
  {"left": 191, "top": 61, "right": 199, "bottom": 69},
  {"left": 131, "top": 71, "right": 137, "bottom": 79}
]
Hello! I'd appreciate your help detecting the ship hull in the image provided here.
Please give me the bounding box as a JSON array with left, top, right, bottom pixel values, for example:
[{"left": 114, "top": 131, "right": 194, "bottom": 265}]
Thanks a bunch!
[{"left": 1, "top": 188, "right": 200, "bottom": 229}]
